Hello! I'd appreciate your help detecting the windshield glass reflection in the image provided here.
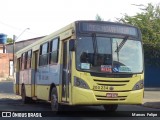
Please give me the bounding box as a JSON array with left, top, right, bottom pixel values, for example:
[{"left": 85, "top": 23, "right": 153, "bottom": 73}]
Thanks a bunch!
[{"left": 76, "top": 36, "right": 143, "bottom": 73}]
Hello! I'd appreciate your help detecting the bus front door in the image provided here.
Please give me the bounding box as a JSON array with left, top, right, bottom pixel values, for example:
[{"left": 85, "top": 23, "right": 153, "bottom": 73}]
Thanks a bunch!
[{"left": 62, "top": 40, "right": 71, "bottom": 102}]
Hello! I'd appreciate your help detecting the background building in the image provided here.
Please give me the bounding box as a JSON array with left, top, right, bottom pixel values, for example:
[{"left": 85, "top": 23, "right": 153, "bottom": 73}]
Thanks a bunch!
[
  {"left": 0, "top": 35, "right": 45, "bottom": 78},
  {"left": 6, "top": 36, "right": 45, "bottom": 53}
]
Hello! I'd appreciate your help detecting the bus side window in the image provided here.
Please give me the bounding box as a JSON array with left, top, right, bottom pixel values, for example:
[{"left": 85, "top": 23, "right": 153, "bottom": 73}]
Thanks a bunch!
[
  {"left": 20, "top": 56, "right": 22, "bottom": 70},
  {"left": 25, "top": 52, "right": 28, "bottom": 69},
  {"left": 27, "top": 50, "right": 32, "bottom": 69},
  {"left": 39, "top": 42, "right": 49, "bottom": 66},
  {"left": 21, "top": 53, "right": 26, "bottom": 70},
  {"left": 49, "top": 38, "right": 59, "bottom": 64}
]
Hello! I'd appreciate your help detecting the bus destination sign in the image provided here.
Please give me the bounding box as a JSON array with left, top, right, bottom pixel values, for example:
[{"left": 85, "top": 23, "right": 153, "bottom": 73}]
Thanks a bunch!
[{"left": 80, "top": 22, "right": 138, "bottom": 36}]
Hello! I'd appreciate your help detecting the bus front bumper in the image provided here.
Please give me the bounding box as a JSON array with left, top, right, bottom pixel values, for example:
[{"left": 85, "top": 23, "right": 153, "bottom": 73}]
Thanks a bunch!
[{"left": 72, "top": 87, "right": 143, "bottom": 105}]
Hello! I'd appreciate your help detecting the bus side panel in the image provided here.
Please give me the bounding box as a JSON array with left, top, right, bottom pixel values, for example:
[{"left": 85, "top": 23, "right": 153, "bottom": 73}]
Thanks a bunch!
[
  {"left": 35, "top": 64, "right": 60, "bottom": 100},
  {"left": 35, "top": 64, "right": 50, "bottom": 100},
  {"left": 14, "top": 72, "right": 20, "bottom": 95},
  {"left": 19, "top": 69, "right": 32, "bottom": 97},
  {"left": 36, "top": 85, "right": 50, "bottom": 100},
  {"left": 31, "top": 69, "right": 36, "bottom": 97}
]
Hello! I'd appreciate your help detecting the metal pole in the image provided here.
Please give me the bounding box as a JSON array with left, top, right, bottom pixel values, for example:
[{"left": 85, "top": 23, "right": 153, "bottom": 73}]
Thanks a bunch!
[
  {"left": 12, "top": 28, "right": 29, "bottom": 77},
  {"left": 13, "top": 35, "right": 16, "bottom": 77},
  {"left": 16, "top": 28, "right": 30, "bottom": 40}
]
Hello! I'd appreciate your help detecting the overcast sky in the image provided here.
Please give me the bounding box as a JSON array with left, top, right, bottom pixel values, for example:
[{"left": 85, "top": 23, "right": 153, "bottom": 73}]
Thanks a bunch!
[{"left": 0, "top": 0, "right": 159, "bottom": 41}]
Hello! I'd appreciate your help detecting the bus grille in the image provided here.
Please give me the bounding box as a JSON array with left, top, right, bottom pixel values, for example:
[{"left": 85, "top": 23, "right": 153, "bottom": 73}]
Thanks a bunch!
[
  {"left": 95, "top": 95, "right": 127, "bottom": 101},
  {"left": 93, "top": 79, "right": 130, "bottom": 86},
  {"left": 90, "top": 73, "right": 133, "bottom": 78}
]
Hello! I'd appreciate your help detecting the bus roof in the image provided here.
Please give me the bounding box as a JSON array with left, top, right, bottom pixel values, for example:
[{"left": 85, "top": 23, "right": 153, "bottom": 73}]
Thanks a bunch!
[
  {"left": 16, "top": 20, "right": 139, "bottom": 58},
  {"left": 16, "top": 22, "right": 75, "bottom": 57}
]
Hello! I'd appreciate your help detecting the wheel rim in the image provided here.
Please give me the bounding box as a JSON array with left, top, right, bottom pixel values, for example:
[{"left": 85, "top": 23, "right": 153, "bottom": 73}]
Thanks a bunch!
[
  {"left": 21, "top": 88, "right": 25, "bottom": 101},
  {"left": 51, "top": 94, "right": 58, "bottom": 111}
]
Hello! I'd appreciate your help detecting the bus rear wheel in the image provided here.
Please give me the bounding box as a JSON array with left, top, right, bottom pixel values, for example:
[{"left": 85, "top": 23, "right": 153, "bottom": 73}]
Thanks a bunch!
[
  {"left": 51, "top": 87, "right": 62, "bottom": 112},
  {"left": 103, "top": 104, "right": 118, "bottom": 112},
  {"left": 21, "top": 85, "right": 29, "bottom": 104}
]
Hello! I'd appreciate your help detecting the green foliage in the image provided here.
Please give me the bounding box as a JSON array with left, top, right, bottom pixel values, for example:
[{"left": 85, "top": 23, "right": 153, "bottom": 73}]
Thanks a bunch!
[
  {"left": 7, "top": 38, "right": 13, "bottom": 43},
  {"left": 95, "top": 14, "right": 104, "bottom": 21},
  {"left": 144, "top": 43, "right": 160, "bottom": 66},
  {"left": 119, "top": 3, "right": 160, "bottom": 66}
]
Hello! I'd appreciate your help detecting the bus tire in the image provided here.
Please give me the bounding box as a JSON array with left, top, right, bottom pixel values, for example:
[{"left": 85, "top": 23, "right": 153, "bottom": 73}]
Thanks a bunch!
[
  {"left": 103, "top": 104, "right": 118, "bottom": 112},
  {"left": 21, "top": 85, "right": 31, "bottom": 104},
  {"left": 51, "top": 87, "right": 62, "bottom": 112}
]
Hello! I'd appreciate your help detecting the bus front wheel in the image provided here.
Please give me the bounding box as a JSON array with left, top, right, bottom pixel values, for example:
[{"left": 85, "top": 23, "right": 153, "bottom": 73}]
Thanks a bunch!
[
  {"left": 103, "top": 104, "right": 118, "bottom": 112},
  {"left": 51, "top": 87, "right": 62, "bottom": 112}
]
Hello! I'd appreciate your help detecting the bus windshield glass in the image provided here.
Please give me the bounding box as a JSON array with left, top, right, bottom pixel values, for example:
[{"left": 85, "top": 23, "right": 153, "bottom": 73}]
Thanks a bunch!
[{"left": 76, "top": 36, "right": 143, "bottom": 73}]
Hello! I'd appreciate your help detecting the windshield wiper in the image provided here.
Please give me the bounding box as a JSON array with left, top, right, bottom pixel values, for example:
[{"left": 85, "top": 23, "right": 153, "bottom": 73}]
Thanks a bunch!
[
  {"left": 92, "top": 33, "right": 97, "bottom": 54},
  {"left": 115, "top": 36, "right": 129, "bottom": 53},
  {"left": 92, "top": 33, "right": 98, "bottom": 65}
]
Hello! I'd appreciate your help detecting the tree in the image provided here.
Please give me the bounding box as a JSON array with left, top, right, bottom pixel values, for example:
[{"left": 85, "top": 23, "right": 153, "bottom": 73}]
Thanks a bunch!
[
  {"left": 7, "top": 38, "right": 13, "bottom": 44},
  {"left": 95, "top": 14, "right": 104, "bottom": 21},
  {"left": 119, "top": 3, "right": 160, "bottom": 43},
  {"left": 119, "top": 3, "right": 160, "bottom": 66}
]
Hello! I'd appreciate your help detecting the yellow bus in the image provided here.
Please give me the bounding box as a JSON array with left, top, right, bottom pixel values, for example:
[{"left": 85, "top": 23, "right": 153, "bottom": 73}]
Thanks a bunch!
[{"left": 14, "top": 20, "right": 144, "bottom": 112}]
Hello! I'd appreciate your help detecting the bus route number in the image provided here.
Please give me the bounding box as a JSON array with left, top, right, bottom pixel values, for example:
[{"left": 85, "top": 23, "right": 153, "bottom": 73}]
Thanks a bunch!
[{"left": 93, "top": 85, "right": 108, "bottom": 90}]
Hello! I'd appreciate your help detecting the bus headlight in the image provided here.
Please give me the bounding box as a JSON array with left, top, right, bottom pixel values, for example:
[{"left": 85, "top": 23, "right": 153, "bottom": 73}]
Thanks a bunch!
[
  {"left": 132, "top": 80, "right": 144, "bottom": 90},
  {"left": 74, "top": 77, "right": 90, "bottom": 89}
]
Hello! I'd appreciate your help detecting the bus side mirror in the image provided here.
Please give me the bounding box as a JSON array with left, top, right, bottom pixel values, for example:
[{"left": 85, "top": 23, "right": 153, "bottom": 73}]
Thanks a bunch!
[{"left": 69, "top": 39, "right": 75, "bottom": 51}]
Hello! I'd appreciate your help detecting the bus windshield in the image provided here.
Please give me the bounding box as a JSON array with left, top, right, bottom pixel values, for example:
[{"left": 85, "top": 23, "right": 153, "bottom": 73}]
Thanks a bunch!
[{"left": 76, "top": 36, "right": 143, "bottom": 73}]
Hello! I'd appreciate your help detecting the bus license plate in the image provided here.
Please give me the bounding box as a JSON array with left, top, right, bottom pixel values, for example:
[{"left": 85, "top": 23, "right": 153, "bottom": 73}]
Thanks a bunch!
[
  {"left": 106, "top": 93, "right": 118, "bottom": 98},
  {"left": 93, "top": 85, "right": 108, "bottom": 90}
]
